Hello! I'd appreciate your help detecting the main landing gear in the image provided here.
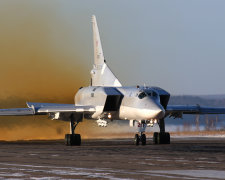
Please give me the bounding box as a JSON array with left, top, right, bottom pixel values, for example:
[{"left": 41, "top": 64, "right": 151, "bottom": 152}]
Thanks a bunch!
[
  {"left": 65, "top": 114, "right": 82, "bottom": 146},
  {"left": 153, "top": 118, "right": 170, "bottom": 144}
]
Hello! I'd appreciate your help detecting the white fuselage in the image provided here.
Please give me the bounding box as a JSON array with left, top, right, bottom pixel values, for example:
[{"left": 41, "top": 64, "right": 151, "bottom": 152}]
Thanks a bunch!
[{"left": 75, "top": 86, "right": 165, "bottom": 121}]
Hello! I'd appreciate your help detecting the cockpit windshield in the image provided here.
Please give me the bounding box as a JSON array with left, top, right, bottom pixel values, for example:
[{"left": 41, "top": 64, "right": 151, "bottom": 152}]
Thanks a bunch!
[
  {"left": 146, "top": 90, "right": 158, "bottom": 97},
  {"left": 138, "top": 90, "right": 158, "bottom": 99},
  {"left": 138, "top": 92, "right": 147, "bottom": 99}
]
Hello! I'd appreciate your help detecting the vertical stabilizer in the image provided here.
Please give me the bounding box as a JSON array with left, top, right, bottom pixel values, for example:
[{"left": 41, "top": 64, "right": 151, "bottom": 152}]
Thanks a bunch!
[
  {"left": 92, "top": 15, "right": 104, "bottom": 65},
  {"left": 91, "top": 15, "right": 122, "bottom": 87}
]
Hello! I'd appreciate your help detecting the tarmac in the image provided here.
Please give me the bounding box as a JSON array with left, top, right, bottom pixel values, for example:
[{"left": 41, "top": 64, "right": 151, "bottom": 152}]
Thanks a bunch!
[{"left": 0, "top": 137, "right": 225, "bottom": 179}]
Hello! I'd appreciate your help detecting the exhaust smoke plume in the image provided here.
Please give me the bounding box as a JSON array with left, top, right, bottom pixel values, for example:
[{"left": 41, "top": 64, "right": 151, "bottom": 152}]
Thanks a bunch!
[
  {"left": 0, "top": 1, "right": 93, "bottom": 140},
  {"left": 0, "top": 1, "right": 136, "bottom": 140}
]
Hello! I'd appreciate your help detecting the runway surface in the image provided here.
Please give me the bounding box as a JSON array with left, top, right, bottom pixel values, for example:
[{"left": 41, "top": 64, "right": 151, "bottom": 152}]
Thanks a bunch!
[{"left": 0, "top": 137, "right": 225, "bottom": 179}]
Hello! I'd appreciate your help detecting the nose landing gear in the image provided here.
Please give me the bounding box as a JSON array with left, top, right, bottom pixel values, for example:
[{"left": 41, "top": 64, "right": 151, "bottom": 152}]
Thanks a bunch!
[
  {"left": 134, "top": 133, "right": 146, "bottom": 145},
  {"left": 134, "top": 121, "right": 147, "bottom": 145},
  {"left": 133, "top": 118, "right": 171, "bottom": 145},
  {"left": 134, "top": 134, "right": 140, "bottom": 145},
  {"left": 140, "top": 133, "right": 146, "bottom": 145}
]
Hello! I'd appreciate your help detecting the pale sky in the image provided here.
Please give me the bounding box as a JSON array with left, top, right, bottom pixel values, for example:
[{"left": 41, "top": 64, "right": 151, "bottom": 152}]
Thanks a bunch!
[
  {"left": 1, "top": 0, "right": 225, "bottom": 97},
  {"left": 57, "top": 0, "right": 225, "bottom": 95}
]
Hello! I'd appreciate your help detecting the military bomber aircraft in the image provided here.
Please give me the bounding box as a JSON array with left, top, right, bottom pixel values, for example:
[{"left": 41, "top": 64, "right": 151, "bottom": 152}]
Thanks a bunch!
[{"left": 1, "top": 15, "right": 225, "bottom": 146}]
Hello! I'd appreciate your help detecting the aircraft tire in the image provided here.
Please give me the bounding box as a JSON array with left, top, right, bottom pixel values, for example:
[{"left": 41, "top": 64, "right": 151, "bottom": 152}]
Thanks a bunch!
[
  {"left": 75, "top": 134, "right": 81, "bottom": 145},
  {"left": 165, "top": 132, "right": 170, "bottom": 144},
  {"left": 134, "top": 134, "right": 140, "bottom": 145},
  {"left": 153, "top": 132, "right": 159, "bottom": 144},
  {"left": 65, "top": 134, "right": 71, "bottom": 145},
  {"left": 141, "top": 134, "right": 146, "bottom": 145},
  {"left": 153, "top": 132, "right": 170, "bottom": 144},
  {"left": 65, "top": 134, "right": 81, "bottom": 146}
]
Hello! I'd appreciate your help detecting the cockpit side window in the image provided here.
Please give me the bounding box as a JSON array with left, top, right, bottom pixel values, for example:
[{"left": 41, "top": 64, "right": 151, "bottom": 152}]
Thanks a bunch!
[
  {"left": 138, "top": 92, "right": 147, "bottom": 99},
  {"left": 147, "top": 92, "right": 152, "bottom": 96},
  {"left": 146, "top": 90, "right": 158, "bottom": 98},
  {"left": 152, "top": 91, "right": 157, "bottom": 97}
]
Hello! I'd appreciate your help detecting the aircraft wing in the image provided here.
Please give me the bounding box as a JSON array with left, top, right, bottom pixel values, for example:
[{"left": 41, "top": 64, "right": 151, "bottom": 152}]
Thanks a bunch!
[
  {"left": 0, "top": 108, "right": 34, "bottom": 116},
  {"left": 0, "top": 102, "right": 95, "bottom": 116},
  {"left": 166, "top": 105, "right": 225, "bottom": 118}
]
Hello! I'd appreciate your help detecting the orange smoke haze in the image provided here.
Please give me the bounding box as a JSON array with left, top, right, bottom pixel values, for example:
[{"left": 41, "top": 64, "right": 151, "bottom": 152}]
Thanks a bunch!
[
  {"left": 0, "top": 1, "right": 89, "bottom": 99},
  {"left": 0, "top": 1, "right": 93, "bottom": 140}
]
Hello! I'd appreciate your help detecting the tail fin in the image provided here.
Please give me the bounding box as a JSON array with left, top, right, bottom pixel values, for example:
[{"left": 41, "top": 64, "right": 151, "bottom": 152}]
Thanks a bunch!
[{"left": 90, "top": 15, "right": 122, "bottom": 87}]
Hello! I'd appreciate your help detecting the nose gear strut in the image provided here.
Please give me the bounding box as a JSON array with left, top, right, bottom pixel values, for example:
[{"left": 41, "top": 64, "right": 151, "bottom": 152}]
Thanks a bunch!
[{"left": 134, "top": 121, "right": 147, "bottom": 145}]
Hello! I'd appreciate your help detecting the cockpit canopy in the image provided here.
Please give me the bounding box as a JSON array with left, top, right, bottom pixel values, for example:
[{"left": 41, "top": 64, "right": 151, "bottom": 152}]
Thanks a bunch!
[{"left": 138, "top": 90, "right": 158, "bottom": 99}]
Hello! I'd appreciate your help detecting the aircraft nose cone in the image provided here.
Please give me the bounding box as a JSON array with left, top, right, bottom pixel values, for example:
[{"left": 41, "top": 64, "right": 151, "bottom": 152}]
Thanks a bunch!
[
  {"left": 154, "top": 108, "right": 165, "bottom": 119},
  {"left": 143, "top": 100, "right": 165, "bottom": 119},
  {"left": 149, "top": 102, "right": 165, "bottom": 119}
]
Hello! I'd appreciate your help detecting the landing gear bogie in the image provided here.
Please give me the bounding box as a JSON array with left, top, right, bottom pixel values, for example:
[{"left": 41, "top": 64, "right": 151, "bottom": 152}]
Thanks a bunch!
[
  {"left": 153, "top": 132, "right": 170, "bottom": 144},
  {"left": 65, "top": 113, "right": 83, "bottom": 146},
  {"left": 65, "top": 134, "right": 81, "bottom": 146}
]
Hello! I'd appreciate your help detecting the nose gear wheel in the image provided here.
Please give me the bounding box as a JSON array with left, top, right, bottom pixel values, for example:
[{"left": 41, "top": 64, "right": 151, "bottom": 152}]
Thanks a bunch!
[{"left": 134, "top": 133, "right": 146, "bottom": 146}]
